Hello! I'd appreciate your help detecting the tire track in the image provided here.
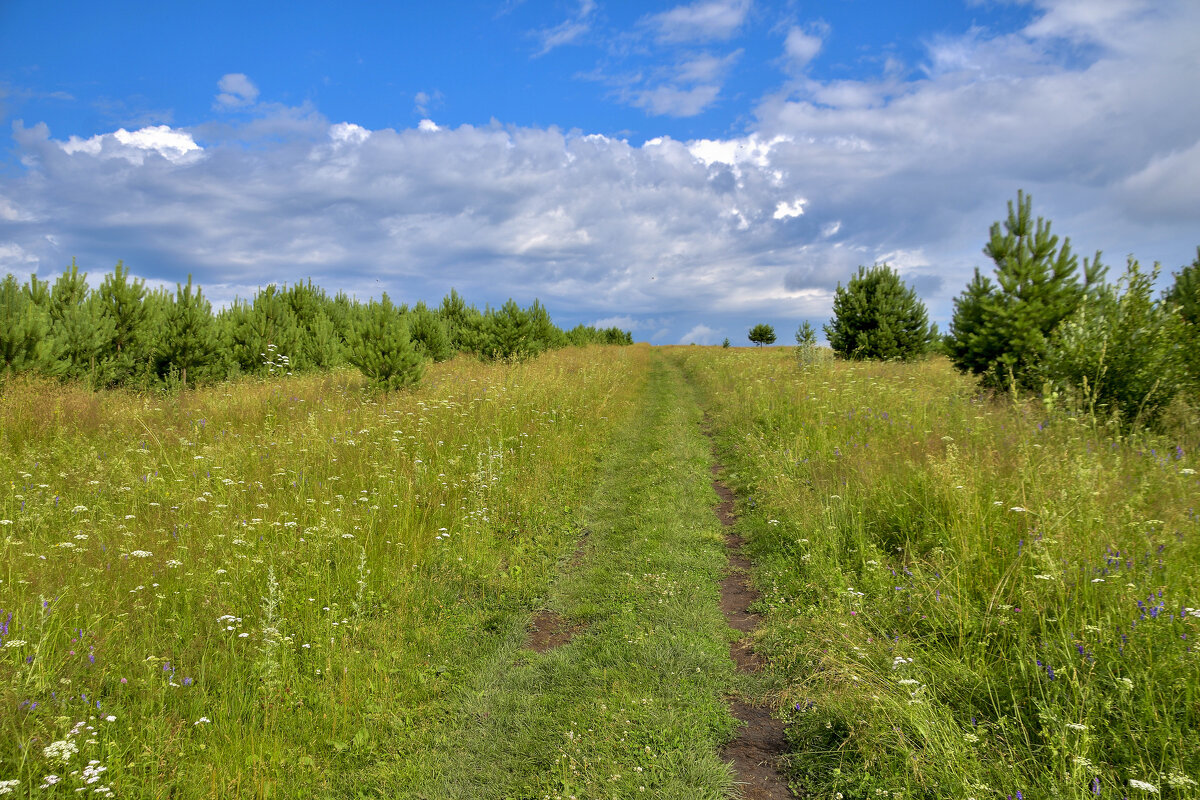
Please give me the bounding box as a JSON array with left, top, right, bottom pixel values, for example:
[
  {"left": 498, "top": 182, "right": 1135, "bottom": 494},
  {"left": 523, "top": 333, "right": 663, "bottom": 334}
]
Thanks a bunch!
[{"left": 707, "top": 430, "right": 792, "bottom": 799}]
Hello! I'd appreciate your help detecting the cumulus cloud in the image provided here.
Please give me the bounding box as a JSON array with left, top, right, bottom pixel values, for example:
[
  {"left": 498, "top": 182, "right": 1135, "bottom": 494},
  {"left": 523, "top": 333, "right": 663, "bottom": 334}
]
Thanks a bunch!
[
  {"left": 214, "top": 73, "right": 259, "bottom": 109},
  {"left": 58, "top": 125, "right": 203, "bottom": 165},
  {"left": 643, "top": 0, "right": 751, "bottom": 43},
  {"left": 679, "top": 323, "right": 719, "bottom": 344},
  {"left": 784, "top": 26, "right": 823, "bottom": 69}
]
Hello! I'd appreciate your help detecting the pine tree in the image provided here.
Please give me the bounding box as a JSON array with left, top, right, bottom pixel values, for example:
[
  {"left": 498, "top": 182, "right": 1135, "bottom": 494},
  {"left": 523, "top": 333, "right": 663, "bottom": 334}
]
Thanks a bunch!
[
  {"left": 438, "top": 288, "right": 486, "bottom": 354},
  {"left": 407, "top": 301, "right": 454, "bottom": 362},
  {"left": 1164, "top": 247, "right": 1200, "bottom": 389},
  {"left": 345, "top": 294, "right": 424, "bottom": 391},
  {"left": 948, "top": 191, "right": 1103, "bottom": 391},
  {"left": 748, "top": 324, "right": 776, "bottom": 346},
  {"left": 824, "top": 264, "right": 930, "bottom": 361},
  {"left": 160, "top": 276, "right": 220, "bottom": 389},
  {"left": 480, "top": 299, "right": 537, "bottom": 360},
  {"left": 48, "top": 259, "right": 116, "bottom": 383},
  {"left": 96, "top": 261, "right": 153, "bottom": 385},
  {"left": 0, "top": 275, "right": 54, "bottom": 374}
]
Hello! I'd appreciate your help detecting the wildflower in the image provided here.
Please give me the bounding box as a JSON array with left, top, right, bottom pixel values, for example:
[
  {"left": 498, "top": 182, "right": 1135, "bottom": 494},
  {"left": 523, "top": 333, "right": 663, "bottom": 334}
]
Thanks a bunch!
[
  {"left": 39, "top": 775, "right": 61, "bottom": 789},
  {"left": 0, "top": 779, "right": 19, "bottom": 794},
  {"left": 1067, "top": 722, "right": 1088, "bottom": 731},
  {"left": 1181, "top": 468, "right": 1196, "bottom": 475},
  {"left": 129, "top": 550, "right": 153, "bottom": 558},
  {"left": 1010, "top": 506, "right": 1026, "bottom": 512},
  {"left": 104, "top": 716, "right": 115, "bottom": 722},
  {"left": 1128, "top": 778, "right": 1158, "bottom": 792},
  {"left": 194, "top": 717, "right": 211, "bottom": 725},
  {"left": 43, "top": 739, "right": 78, "bottom": 762},
  {"left": 1167, "top": 773, "right": 1198, "bottom": 788},
  {"left": 3, "top": 640, "right": 27, "bottom": 648}
]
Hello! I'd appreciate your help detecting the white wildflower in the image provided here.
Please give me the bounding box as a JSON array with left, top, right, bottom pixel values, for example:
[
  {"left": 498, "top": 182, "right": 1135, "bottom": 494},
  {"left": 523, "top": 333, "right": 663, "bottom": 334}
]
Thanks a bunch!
[
  {"left": 43, "top": 739, "right": 78, "bottom": 762},
  {"left": 129, "top": 550, "right": 153, "bottom": 558},
  {"left": 1129, "top": 779, "right": 1158, "bottom": 792}
]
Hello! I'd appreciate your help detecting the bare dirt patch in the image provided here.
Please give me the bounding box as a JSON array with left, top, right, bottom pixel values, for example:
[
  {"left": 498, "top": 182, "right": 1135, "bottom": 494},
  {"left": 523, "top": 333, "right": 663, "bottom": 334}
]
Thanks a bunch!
[
  {"left": 525, "top": 610, "right": 579, "bottom": 653},
  {"left": 711, "top": 458, "right": 793, "bottom": 798}
]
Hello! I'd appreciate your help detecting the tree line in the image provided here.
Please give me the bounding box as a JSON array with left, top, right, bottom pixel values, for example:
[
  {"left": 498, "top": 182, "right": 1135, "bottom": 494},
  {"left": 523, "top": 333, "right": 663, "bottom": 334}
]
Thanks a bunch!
[
  {"left": 0, "top": 263, "right": 633, "bottom": 391},
  {"left": 782, "top": 191, "right": 1199, "bottom": 429}
]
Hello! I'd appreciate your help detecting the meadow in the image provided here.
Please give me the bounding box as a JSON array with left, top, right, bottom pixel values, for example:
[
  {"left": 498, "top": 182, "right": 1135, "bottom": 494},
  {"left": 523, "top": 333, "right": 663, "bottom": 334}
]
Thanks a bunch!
[
  {"left": 0, "top": 346, "right": 645, "bottom": 798},
  {"left": 2, "top": 344, "right": 1198, "bottom": 799},
  {"left": 679, "top": 347, "right": 1200, "bottom": 798}
]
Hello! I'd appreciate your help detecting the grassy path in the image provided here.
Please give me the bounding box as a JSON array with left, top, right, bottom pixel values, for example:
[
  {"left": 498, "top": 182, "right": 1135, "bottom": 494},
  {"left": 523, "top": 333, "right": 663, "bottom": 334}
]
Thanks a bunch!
[{"left": 424, "top": 351, "right": 740, "bottom": 799}]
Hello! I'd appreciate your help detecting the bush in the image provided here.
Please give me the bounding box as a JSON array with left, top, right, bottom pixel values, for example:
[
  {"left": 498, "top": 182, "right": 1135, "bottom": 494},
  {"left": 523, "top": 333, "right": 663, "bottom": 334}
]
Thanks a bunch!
[
  {"left": 948, "top": 191, "right": 1102, "bottom": 391},
  {"left": 1164, "top": 247, "right": 1200, "bottom": 390},
  {"left": 1048, "top": 258, "right": 1189, "bottom": 428},
  {"left": 824, "top": 264, "right": 931, "bottom": 361}
]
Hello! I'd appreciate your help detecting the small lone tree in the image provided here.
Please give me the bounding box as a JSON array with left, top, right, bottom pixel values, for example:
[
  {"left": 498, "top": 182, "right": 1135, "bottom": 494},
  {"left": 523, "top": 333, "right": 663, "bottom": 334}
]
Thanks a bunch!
[
  {"left": 948, "top": 190, "right": 1103, "bottom": 391},
  {"left": 795, "top": 320, "right": 820, "bottom": 365},
  {"left": 748, "top": 324, "right": 776, "bottom": 347},
  {"left": 824, "top": 264, "right": 931, "bottom": 361},
  {"left": 722, "top": 337, "right": 730, "bottom": 348}
]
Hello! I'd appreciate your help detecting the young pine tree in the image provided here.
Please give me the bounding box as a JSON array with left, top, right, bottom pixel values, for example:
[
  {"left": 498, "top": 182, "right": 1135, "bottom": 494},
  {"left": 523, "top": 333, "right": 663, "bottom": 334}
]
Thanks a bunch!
[
  {"left": 346, "top": 294, "right": 424, "bottom": 391},
  {"left": 748, "top": 324, "right": 776, "bottom": 346},
  {"left": 948, "top": 191, "right": 1103, "bottom": 391},
  {"left": 824, "top": 264, "right": 931, "bottom": 361},
  {"left": 159, "top": 276, "right": 220, "bottom": 389},
  {"left": 96, "top": 261, "right": 153, "bottom": 385},
  {"left": 47, "top": 259, "right": 116, "bottom": 383},
  {"left": 0, "top": 275, "right": 55, "bottom": 375},
  {"left": 1164, "top": 247, "right": 1200, "bottom": 390}
]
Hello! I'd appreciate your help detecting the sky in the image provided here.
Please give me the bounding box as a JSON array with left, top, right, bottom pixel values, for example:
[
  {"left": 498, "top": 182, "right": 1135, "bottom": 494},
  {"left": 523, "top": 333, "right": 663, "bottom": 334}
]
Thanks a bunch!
[{"left": 1, "top": 0, "right": 1197, "bottom": 345}]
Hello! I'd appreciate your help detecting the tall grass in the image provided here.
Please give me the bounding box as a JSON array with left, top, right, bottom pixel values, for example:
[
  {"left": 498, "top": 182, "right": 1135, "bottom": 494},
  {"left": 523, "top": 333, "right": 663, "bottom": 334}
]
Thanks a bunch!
[
  {"left": 0, "top": 345, "right": 647, "bottom": 798},
  {"left": 676, "top": 348, "right": 1200, "bottom": 798}
]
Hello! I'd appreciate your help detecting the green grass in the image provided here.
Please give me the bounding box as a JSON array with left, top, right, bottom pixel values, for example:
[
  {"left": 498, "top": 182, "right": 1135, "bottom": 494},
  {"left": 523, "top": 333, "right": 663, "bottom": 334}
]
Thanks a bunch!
[
  {"left": 7, "top": 343, "right": 1197, "bottom": 799},
  {"left": 420, "top": 351, "right": 738, "bottom": 799},
  {"left": 675, "top": 347, "right": 1200, "bottom": 799},
  {"left": 0, "top": 347, "right": 649, "bottom": 798}
]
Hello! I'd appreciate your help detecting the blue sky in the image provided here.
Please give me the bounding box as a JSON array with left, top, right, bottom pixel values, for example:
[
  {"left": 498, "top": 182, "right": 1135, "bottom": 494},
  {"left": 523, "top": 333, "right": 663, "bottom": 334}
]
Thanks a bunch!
[{"left": 1, "top": 0, "right": 1197, "bottom": 344}]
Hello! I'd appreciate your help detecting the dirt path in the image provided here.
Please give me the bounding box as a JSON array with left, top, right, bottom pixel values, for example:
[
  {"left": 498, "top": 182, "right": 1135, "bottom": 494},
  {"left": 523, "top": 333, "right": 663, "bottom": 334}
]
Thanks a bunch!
[{"left": 709, "top": 448, "right": 792, "bottom": 799}]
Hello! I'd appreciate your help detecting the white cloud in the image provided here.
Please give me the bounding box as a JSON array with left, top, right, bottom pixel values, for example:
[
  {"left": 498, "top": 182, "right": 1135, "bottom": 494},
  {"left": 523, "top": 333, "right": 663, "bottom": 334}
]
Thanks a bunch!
[
  {"left": 533, "top": 0, "right": 596, "bottom": 56},
  {"left": 773, "top": 199, "right": 806, "bottom": 219},
  {"left": 644, "top": 0, "right": 751, "bottom": 43},
  {"left": 58, "top": 125, "right": 203, "bottom": 165},
  {"left": 784, "top": 26, "right": 823, "bottom": 69},
  {"left": 214, "top": 73, "right": 259, "bottom": 109},
  {"left": 679, "top": 323, "right": 719, "bottom": 344},
  {"left": 2, "top": 0, "right": 1197, "bottom": 342},
  {"left": 629, "top": 84, "right": 721, "bottom": 117}
]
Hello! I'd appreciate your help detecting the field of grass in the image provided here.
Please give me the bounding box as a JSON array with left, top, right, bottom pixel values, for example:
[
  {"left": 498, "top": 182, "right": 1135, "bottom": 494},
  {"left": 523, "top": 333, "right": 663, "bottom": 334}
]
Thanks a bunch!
[
  {"left": 678, "top": 347, "right": 1200, "bottom": 798},
  {"left": 3, "top": 345, "right": 1198, "bottom": 799},
  {"left": 0, "top": 346, "right": 648, "bottom": 798}
]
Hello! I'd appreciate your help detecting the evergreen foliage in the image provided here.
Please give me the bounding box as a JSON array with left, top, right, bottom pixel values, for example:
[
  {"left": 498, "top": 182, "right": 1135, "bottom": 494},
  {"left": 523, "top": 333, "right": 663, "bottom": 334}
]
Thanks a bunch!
[
  {"left": 407, "top": 301, "right": 454, "bottom": 362},
  {"left": 1048, "top": 258, "right": 1188, "bottom": 428},
  {"left": 1164, "top": 247, "right": 1200, "bottom": 388},
  {"left": 0, "top": 274, "right": 53, "bottom": 374},
  {"left": 748, "top": 324, "right": 776, "bottom": 346},
  {"left": 824, "top": 264, "right": 931, "bottom": 361},
  {"left": 794, "top": 321, "right": 821, "bottom": 365},
  {"left": 159, "top": 276, "right": 220, "bottom": 389},
  {"left": 948, "top": 191, "right": 1103, "bottom": 390},
  {"left": 345, "top": 294, "right": 424, "bottom": 391},
  {"left": 0, "top": 262, "right": 631, "bottom": 391}
]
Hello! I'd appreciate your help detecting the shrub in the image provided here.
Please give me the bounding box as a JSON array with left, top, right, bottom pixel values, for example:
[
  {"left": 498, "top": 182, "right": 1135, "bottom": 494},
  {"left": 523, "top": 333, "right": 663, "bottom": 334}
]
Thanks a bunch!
[
  {"left": 824, "top": 264, "right": 931, "bottom": 361},
  {"left": 1164, "top": 247, "right": 1200, "bottom": 389},
  {"left": 1048, "top": 257, "right": 1189, "bottom": 428}
]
